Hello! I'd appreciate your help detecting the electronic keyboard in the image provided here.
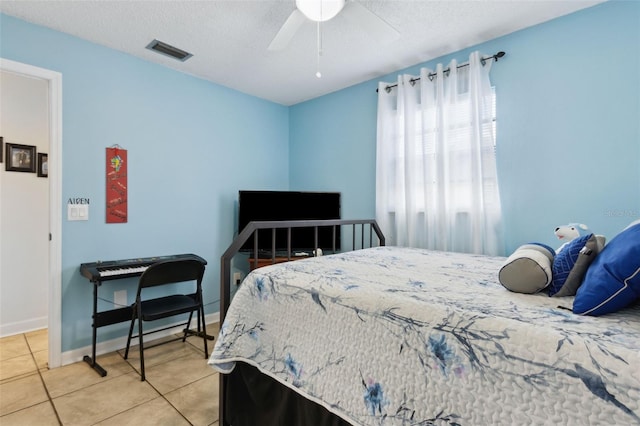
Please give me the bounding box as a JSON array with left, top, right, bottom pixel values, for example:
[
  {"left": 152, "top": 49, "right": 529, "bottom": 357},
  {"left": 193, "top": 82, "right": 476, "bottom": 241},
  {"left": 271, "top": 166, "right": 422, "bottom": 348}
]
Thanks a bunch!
[{"left": 80, "top": 253, "right": 207, "bottom": 282}]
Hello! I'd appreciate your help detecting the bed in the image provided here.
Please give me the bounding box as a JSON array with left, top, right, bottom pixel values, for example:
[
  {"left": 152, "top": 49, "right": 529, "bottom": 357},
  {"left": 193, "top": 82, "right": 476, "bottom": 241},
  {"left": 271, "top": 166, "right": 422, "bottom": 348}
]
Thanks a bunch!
[{"left": 209, "top": 220, "right": 640, "bottom": 425}]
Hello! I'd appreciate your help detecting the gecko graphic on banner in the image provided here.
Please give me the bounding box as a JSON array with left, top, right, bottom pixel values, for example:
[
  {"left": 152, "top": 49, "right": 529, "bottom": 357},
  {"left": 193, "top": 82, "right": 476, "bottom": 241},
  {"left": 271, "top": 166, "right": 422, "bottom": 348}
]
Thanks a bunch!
[{"left": 106, "top": 146, "right": 127, "bottom": 223}]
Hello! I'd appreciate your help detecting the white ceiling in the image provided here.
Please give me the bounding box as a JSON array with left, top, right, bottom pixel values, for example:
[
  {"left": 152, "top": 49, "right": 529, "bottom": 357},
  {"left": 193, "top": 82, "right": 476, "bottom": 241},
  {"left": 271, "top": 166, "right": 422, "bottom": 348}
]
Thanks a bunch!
[{"left": 0, "top": 0, "right": 604, "bottom": 106}]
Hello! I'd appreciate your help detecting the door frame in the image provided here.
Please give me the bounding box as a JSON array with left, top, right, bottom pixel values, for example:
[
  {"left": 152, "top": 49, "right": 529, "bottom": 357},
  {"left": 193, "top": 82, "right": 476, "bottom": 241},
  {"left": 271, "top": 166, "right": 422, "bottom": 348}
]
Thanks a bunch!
[{"left": 1, "top": 58, "right": 62, "bottom": 368}]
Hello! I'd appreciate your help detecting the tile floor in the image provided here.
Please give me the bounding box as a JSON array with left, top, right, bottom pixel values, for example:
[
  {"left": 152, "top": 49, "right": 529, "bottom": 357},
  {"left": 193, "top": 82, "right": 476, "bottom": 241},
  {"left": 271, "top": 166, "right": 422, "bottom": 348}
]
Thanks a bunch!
[{"left": 0, "top": 323, "right": 220, "bottom": 426}]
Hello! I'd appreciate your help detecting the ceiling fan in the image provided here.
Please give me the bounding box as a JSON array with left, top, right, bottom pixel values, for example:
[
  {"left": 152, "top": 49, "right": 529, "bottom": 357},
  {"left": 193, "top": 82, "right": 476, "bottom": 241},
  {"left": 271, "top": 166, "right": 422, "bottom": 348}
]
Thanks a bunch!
[{"left": 268, "top": 0, "right": 399, "bottom": 51}]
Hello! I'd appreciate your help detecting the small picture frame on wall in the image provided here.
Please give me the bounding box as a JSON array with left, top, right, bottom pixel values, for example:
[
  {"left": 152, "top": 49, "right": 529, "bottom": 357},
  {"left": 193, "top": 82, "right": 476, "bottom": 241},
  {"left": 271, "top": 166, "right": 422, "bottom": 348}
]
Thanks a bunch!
[
  {"left": 37, "top": 153, "right": 48, "bottom": 178},
  {"left": 5, "top": 143, "right": 37, "bottom": 173}
]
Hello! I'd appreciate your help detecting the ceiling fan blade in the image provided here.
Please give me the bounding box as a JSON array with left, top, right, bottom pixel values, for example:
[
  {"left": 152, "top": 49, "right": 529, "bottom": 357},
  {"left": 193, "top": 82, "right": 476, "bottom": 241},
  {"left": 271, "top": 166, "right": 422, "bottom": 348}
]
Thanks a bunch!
[
  {"left": 268, "top": 9, "right": 307, "bottom": 51},
  {"left": 342, "top": 0, "right": 400, "bottom": 43}
]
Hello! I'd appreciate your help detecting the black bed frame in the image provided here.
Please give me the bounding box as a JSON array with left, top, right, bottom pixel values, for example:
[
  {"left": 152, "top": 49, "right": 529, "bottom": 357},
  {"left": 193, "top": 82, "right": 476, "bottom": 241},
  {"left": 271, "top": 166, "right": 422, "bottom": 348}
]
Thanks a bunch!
[{"left": 219, "top": 219, "right": 385, "bottom": 425}]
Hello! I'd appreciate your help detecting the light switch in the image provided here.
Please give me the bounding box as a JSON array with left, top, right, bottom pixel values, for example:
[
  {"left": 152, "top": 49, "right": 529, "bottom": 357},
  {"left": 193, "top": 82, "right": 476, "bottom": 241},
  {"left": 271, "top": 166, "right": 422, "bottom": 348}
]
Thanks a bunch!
[{"left": 68, "top": 204, "right": 89, "bottom": 221}]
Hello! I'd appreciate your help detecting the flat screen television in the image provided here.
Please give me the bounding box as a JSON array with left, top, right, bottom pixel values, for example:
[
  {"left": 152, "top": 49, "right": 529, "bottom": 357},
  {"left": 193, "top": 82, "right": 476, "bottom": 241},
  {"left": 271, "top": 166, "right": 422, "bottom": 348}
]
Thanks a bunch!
[{"left": 238, "top": 190, "right": 341, "bottom": 253}]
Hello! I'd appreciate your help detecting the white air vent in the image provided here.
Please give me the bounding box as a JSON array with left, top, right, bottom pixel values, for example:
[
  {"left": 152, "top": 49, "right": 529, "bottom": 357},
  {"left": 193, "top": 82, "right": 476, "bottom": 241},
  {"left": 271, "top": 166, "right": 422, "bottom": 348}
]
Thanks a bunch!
[{"left": 145, "top": 39, "right": 193, "bottom": 62}]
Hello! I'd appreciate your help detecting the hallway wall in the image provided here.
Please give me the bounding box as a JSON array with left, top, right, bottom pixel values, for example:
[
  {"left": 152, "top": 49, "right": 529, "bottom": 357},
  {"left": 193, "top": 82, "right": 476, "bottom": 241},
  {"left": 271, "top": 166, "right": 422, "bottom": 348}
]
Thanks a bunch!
[{"left": 0, "top": 70, "right": 50, "bottom": 336}]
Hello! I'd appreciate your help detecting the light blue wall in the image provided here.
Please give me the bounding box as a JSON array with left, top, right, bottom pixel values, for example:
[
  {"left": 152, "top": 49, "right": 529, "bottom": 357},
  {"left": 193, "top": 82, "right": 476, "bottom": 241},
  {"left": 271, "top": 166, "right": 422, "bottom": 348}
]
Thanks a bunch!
[
  {"left": 289, "top": 83, "right": 378, "bottom": 219},
  {"left": 290, "top": 0, "right": 640, "bottom": 254},
  {"left": 1, "top": 14, "right": 289, "bottom": 351}
]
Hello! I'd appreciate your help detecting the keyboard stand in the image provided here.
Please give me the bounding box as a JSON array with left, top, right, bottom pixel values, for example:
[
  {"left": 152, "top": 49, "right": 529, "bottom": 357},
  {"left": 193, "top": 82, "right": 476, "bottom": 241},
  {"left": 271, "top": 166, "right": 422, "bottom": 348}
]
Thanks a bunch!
[{"left": 83, "top": 278, "right": 133, "bottom": 377}]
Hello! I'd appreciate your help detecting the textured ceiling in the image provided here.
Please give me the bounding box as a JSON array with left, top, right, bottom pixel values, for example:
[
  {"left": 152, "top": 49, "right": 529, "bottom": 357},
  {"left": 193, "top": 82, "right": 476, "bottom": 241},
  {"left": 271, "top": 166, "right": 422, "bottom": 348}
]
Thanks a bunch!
[{"left": 0, "top": 0, "right": 604, "bottom": 106}]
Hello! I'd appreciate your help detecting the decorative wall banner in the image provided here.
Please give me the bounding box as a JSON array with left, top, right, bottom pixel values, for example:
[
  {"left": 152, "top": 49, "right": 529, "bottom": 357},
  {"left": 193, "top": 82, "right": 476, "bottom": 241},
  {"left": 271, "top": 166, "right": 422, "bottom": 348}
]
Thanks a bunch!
[{"left": 106, "top": 146, "right": 127, "bottom": 223}]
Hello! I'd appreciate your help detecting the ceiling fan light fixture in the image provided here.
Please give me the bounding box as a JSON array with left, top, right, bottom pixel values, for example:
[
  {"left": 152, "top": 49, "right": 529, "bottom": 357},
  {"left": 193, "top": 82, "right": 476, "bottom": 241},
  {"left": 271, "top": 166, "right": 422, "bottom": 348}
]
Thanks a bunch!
[{"left": 296, "top": 0, "right": 345, "bottom": 22}]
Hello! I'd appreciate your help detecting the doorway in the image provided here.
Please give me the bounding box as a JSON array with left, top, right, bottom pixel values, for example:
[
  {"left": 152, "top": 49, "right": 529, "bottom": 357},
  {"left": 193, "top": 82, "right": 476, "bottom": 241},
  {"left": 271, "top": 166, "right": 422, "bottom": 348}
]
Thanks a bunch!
[{"left": 0, "top": 58, "right": 62, "bottom": 369}]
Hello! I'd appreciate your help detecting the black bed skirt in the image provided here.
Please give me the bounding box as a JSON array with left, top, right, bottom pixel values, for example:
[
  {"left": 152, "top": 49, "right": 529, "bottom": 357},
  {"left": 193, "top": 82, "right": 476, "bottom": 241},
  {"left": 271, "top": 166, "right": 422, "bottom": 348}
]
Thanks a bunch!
[{"left": 225, "top": 362, "right": 352, "bottom": 426}]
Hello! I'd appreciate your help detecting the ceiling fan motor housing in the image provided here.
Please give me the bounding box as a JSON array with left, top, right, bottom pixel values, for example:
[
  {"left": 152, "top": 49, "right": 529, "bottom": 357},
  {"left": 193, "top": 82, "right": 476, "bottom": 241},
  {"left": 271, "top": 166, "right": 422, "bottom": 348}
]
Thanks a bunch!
[{"left": 296, "top": 0, "right": 346, "bottom": 22}]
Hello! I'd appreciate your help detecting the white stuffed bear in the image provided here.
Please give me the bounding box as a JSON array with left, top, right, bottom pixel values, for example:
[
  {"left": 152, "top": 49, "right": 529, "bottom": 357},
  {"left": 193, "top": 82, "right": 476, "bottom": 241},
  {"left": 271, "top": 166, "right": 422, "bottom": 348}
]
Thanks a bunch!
[
  {"left": 554, "top": 223, "right": 591, "bottom": 253},
  {"left": 549, "top": 223, "right": 606, "bottom": 297}
]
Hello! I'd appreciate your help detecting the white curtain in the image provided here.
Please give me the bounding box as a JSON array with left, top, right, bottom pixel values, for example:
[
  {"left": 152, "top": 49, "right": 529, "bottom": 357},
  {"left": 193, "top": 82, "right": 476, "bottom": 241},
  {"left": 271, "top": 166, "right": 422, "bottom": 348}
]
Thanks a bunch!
[{"left": 376, "top": 51, "right": 503, "bottom": 256}]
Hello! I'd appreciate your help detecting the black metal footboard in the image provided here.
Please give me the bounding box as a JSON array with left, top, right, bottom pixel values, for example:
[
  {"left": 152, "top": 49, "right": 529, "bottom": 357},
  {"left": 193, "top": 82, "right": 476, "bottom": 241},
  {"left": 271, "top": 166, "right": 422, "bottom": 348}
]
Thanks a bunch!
[{"left": 218, "top": 219, "right": 385, "bottom": 425}]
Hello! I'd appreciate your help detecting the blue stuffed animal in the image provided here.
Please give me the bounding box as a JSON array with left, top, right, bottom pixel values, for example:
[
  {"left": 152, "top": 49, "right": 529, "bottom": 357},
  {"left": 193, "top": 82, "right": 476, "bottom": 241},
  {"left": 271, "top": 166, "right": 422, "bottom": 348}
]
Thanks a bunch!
[{"left": 554, "top": 223, "right": 591, "bottom": 253}]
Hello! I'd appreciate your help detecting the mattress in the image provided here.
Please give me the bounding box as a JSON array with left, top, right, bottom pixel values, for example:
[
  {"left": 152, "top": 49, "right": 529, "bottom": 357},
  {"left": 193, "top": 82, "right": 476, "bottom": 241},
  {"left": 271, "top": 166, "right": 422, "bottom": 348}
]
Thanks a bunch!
[{"left": 209, "top": 246, "right": 640, "bottom": 425}]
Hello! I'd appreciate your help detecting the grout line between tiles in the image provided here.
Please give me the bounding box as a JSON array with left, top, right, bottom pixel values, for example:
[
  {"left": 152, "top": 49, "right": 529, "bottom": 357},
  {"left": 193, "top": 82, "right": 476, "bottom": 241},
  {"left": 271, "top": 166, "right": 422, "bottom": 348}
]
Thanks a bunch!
[{"left": 31, "top": 347, "right": 63, "bottom": 425}]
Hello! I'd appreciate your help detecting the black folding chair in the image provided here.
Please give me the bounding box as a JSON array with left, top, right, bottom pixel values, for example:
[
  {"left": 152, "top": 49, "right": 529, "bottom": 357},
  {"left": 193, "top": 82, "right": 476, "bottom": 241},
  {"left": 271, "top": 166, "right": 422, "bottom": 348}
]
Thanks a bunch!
[{"left": 124, "top": 258, "right": 208, "bottom": 381}]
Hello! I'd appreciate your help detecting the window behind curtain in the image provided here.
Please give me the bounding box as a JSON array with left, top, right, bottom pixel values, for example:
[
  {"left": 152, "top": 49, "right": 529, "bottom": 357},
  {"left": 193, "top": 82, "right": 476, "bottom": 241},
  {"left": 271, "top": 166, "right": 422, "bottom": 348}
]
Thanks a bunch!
[{"left": 376, "top": 52, "right": 503, "bottom": 255}]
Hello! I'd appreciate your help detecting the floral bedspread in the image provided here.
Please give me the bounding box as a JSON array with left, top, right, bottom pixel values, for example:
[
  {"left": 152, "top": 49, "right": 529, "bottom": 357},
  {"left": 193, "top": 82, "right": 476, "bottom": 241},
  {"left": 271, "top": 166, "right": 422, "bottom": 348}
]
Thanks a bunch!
[{"left": 209, "top": 246, "right": 640, "bottom": 425}]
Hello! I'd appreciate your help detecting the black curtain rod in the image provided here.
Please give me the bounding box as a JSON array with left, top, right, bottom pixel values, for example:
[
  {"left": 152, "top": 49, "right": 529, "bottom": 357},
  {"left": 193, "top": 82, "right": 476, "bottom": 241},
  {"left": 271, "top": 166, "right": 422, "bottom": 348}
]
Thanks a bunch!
[{"left": 377, "top": 51, "right": 506, "bottom": 93}]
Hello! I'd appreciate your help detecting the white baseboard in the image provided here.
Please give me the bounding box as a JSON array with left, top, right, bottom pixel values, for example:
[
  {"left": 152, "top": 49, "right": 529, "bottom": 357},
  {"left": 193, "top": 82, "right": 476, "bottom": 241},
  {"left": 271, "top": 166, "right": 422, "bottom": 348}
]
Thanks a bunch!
[
  {"left": 60, "top": 311, "right": 220, "bottom": 367},
  {"left": 0, "top": 316, "right": 48, "bottom": 338}
]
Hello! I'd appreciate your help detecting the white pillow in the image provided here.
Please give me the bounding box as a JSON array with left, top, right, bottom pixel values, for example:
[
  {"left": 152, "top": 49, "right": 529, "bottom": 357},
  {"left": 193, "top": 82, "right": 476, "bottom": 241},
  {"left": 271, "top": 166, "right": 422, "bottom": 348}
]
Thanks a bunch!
[{"left": 499, "top": 243, "right": 555, "bottom": 294}]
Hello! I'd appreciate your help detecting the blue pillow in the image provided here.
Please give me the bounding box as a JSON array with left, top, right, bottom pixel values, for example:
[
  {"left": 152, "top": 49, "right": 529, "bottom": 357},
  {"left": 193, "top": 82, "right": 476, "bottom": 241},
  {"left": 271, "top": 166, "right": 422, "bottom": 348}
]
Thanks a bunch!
[
  {"left": 573, "top": 223, "right": 640, "bottom": 316},
  {"left": 549, "top": 234, "right": 595, "bottom": 296}
]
